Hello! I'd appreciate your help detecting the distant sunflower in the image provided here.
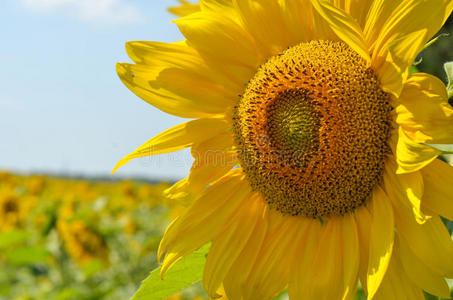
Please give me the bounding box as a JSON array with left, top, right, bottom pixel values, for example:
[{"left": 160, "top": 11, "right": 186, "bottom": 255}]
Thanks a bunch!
[
  {"left": 57, "top": 202, "right": 109, "bottom": 267},
  {"left": 0, "top": 188, "right": 35, "bottom": 231},
  {"left": 115, "top": 0, "right": 453, "bottom": 299}
]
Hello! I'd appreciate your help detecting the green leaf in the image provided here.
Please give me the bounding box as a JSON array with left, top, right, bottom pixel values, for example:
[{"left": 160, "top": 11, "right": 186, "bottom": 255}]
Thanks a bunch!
[
  {"left": 131, "top": 244, "right": 210, "bottom": 300},
  {"left": 5, "top": 245, "right": 50, "bottom": 265},
  {"left": 409, "top": 65, "right": 419, "bottom": 75},
  {"left": 0, "top": 230, "right": 31, "bottom": 249},
  {"left": 444, "top": 62, "right": 453, "bottom": 99}
]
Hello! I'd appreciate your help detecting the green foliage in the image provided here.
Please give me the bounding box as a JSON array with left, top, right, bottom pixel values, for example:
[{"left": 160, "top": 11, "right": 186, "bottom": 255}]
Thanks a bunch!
[{"left": 132, "top": 244, "right": 210, "bottom": 300}]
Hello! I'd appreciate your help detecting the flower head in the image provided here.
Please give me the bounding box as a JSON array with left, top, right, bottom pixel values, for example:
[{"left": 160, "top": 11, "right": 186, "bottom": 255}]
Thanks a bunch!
[{"left": 116, "top": 0, "right": 453, "bottom": 299}]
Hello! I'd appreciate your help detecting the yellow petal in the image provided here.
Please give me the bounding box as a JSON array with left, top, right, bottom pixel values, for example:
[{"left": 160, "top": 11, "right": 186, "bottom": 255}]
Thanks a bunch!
[
  {"left": 363, "top": 0, "right": 401, "bottom": 48},
  {"left": 241, "top": 213, "right": 309, "bottom": 300},
  {"left": 222, "top": 204, "right": 270, "bottom": 299},
  {"left": 373, "top": 251, "right": 425, "bottom": 300},
  {"left": 376, "top": 29, "right": 427, "bottom": 97},
  {"left": 203, "top": 193, "right": 266, "bottom": 298},
  {"left": 200, "top": 0, "right": 237, "bottom": 17},
  {"left": 396, "top": 73, "right": 453, "bottom": 144},
  {"left": 394, "top": 126, "right": 441, "bottom": 174},
  {"left": 159, "top": 170, "right": 251, "bottom": 276},
  {"left": 311, "top": 0, "right": 370, "bottom": 63},
  {"left": 280, "top": 0, "right": 315, "bottom": 42},
  {"left": 332, "top": 0, "right": 373, "bottom": 28},
  {"left": 383, "top": 159, "right": 429, "bottom": 224},
  {"left": 125, "top": 41, "right": 243, "bottom": 93},
  {"left": 371, "top": 0, "right": 453, "bottom": 96},
  {"left": 164, "top": 133, "right": 238, "bottom": 203},
  {"left": 116, "top": 63, "right": 233, "bottom": 118},
  {"left": 421, "top": 158, "right": 453, "bottom": 221},
  {"left": 289, "top": 215, "right": 359, "bottom": 300},
  {"left": 391, "top": 193, "right": 453, "bottom": 278},
  {"left": 366, "top": 186, "right": 394, "bottom": 300},
  {"left": 112, "top": 118, "right": 229, "bottom": 173},
  {"left": 397, "top": 236, "right": 450, "bottom": 298},
  {"left": 340, "top": 214, "right": 360, "bottom": 300},
  {"left": 287, "top": 219, "right": 322, "bottom": 299},
  {"left": 167, "top": 0, "right": 200, "bottom": 17},
  {"left": 232, "top": 0, "right": 293, "bottom": 58},
  {"left": 175, "top": 11, "right": 260, "bottom": 69},
  {"left": 355, "top": 205, "right": 372, "bottom": 293}
]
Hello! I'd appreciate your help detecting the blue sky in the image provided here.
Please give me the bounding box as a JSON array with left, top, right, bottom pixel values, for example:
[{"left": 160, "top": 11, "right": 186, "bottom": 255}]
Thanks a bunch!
[{"left": 0, "top": 0, "right": 195, "bottom": 180}]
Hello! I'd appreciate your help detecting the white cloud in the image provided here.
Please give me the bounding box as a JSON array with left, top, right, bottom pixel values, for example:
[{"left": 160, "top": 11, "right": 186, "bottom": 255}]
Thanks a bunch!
[{"left": 21, "top": 0, "right": 144, "bottom": 25}]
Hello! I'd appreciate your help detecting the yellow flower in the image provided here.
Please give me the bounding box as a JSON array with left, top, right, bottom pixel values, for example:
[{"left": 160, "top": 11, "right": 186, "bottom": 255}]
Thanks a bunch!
[
  {"left": 57, "top": 202, "right": 109, "bottom": 267},
  {"left": 115, "top": 1, "right": 453, "bottom": 299},
  {"left": 0, "top": 188, "right": 35, "bottom": 231}
]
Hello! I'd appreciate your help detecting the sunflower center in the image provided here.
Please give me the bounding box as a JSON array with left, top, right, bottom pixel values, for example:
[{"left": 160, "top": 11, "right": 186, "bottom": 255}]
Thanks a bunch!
[
  {"left": 3, "top": 198, "right": 18, "bottom": 214},
  {"left": 233, "top": 40, "right": 392, "bottom": 218}
]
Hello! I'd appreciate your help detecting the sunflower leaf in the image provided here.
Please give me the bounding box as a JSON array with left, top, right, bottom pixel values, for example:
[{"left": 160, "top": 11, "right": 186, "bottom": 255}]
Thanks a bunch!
[
  {"left": 131, "top": 244, "right": 210, "bottom": 300},
  {"left": 444, "top": 61, "right": 453, "bottom": 99}
]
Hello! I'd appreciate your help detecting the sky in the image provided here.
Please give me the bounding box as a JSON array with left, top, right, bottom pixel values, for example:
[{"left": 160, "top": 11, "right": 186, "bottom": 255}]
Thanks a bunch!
[{"left": 0, "top": 0, "right": 194, "bottom": 181}]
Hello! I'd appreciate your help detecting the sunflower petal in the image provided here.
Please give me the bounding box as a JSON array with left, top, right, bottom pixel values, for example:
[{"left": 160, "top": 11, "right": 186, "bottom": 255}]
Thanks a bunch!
[
  {"left": 371, "top": 0, "right": 453, "bottom": 96},
  {"left": 168, "top": 0, "right": 200, "bottom": 17},
  {"left": 311, "top": 0, "right": 370, "bottom": 63},
  {"left": 203, "top": 193, "right": 266, "bottom": 298},
  {"left": 363, "top": 0, "right": 401, "bottom": 47},
  {"left": 280, "top": 0, "right": 315, "bottom": 42},
  {"left": 333, "top": 0, "right": 372, "bottom": 28},
  {"left": 164, "top": 133, "right": 238, "bottom": 202},
  {"left": 241, "top": 213, "right": 309, "bottom": 300},
  {"left": 394, "top": 126, "right": 441, "bottom": 174},
  {"left": 116, "top": 63, "right": 233, "bottom": 118},
  {"left": 340, "top": 214, "right": 360, "bottom": 300},
  {"left": 391, "top": 194, "right": 453, "bottom": 278},
  {"left": 376, "top": 29, "right": 427, "bottom": 97},
  {"left": 289, "top": 215, "right": 359, "bottom": 300},
  {"left": 159, "top": 170, "right": 251, "bottom": 276},
  {"left": 174, "top": 11, "right": 260, "bottom": 69},
  {"left": 222, "top": 206, "right": 270, "bottom": 299},
  {"left": 112, "top": 118, "right": 229, "bottom": 174},
  {"left": 355, "top": 205, "right": 372, "bottom": 293},
  {"left": 125, "top": 41, "right": 242, "bottom": 92},
  {"left": 383, "top": 159, "right": 429, "bottom": 224},
  {"left": 373, "top": 251, "right": 425, "bottom": 300},
  {"left": 397, "top": 237, "right": 450, "bottom": 298},
  {"left": 396, "top": 73, "right": 453, "bottom": 144},
  {"left": 232, "top": 0, "right": 292, "bottom": 58},
  {"left": 421, "top": 159, "right": 453, "bottom": 221},
  {"left": 200, "top": 0, "right": 239, "bottom": 22},
  {"left": 366, "top": 186, "right": 394, "bottom": 300}
]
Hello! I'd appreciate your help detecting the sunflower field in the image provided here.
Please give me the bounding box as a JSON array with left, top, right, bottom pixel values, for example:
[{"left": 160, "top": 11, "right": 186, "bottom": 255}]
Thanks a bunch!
[{"left": 0, "top": 172, "right": 209, "bottom": 300}]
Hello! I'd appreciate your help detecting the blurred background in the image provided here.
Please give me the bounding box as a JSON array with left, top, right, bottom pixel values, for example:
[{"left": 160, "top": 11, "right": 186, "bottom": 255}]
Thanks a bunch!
[{"left": 0, "top": 1, "right": 452, "bottom": 299}]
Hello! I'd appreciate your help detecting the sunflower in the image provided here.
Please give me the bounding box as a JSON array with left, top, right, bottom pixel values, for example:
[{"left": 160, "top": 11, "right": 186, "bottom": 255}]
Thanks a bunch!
[
  {"left": 57, "top": 202, "right": 109, "bottom": 267},
  {"left": 0, "top": 188, "right": 35, "bottom": 231},
  {"left": 115, "top": 0, "right": 453, "bottom": 299}
]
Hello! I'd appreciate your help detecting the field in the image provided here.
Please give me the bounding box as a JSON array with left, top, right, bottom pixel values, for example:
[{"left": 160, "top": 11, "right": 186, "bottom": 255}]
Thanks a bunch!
[{"left": 0, "top": 172, "right": 207, "bottom": 300}]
